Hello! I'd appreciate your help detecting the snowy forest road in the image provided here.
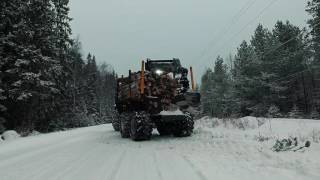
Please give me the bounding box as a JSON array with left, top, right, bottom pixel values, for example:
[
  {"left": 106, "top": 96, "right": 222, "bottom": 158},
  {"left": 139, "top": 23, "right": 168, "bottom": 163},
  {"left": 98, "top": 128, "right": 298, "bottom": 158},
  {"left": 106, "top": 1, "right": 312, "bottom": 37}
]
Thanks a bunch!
[{"left": 1, "top": 120, "right": 320, "bottom": 180}]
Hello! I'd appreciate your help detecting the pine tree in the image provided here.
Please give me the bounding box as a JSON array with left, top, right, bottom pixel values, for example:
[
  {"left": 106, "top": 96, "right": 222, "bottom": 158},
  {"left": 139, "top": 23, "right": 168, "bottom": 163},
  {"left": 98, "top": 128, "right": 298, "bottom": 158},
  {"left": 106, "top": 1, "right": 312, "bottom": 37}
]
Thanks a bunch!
[
  {"left": 272, "top": 21, "right": 306, "bottom": 76},
  {"left": 232, "top": 40, "right": 263, "bottom": 116},
  {"left": 307, "top": 0, "right": 320, "bottom": 65},
  {"left": 251, "top": 24, "right": 268, "bottom": 51},
  {"left": 231, "top": 22, "right": 308, "bottom": 117}
]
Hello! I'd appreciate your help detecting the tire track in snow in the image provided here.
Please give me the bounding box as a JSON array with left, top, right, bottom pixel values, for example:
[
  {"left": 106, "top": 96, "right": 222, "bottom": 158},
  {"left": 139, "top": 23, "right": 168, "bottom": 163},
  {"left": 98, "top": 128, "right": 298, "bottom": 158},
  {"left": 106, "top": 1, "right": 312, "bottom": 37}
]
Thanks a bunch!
[
  {"left": 107, "top": 150, "right": 127, "bottom": 180},
  {"left": 38, "top": 142, "right": 99, "bottom": 180},
  {"left": 181, "top": 155, "right": 208, "bottom": 180},
  {"left": 152, "top": 151, "right": 164, "bottom": 180}
]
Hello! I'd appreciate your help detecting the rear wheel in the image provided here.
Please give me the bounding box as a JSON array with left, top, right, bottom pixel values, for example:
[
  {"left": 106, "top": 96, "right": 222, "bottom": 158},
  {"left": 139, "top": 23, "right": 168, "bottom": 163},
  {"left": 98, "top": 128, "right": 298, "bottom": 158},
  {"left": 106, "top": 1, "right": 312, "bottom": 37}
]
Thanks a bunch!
[
  {"left": 120, "top": 112, "right": 131, "bottom": 138},
  {"left": 172, "top": 112, "right": 194, "bottom": 137},
  {"left": 130, "top": 112, "right": 152, "bottom": 141}
]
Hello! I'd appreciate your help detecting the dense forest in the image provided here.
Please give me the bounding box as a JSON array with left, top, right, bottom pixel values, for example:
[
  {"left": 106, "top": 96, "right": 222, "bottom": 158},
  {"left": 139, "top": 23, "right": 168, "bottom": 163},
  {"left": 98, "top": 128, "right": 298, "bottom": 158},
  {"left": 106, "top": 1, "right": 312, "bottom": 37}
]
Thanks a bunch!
[
  {"left": 0, "top": 0, "right": 116, "bottom": 134},
  {"left": 1, "top": 0, "right": 320, "bottom": 135},
  {"left": 201, "top": 0, "right": 320, "bottom": 119}
]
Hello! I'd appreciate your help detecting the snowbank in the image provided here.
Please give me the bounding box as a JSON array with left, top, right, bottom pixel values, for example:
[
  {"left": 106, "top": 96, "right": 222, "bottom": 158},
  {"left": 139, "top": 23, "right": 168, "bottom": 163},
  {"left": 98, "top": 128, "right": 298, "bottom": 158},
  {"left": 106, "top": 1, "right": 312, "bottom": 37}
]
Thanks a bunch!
[
  {"left": 1, "top": 130, "right": 21, "bottom": 141},
  {"left": 29, "top": 130, "right": 41, "bottom": 136},
  {"left": 195, "top": 117, "right": 320, "bottom": 145},
  {"left": 236, "top": 116, "right": 259, "bottom": 129},
  {"left": 0, "top": 123, "right": 319, "bottom": 179},
  {"left": 196, "top": 116, "right": 260, "bottom": 130}
]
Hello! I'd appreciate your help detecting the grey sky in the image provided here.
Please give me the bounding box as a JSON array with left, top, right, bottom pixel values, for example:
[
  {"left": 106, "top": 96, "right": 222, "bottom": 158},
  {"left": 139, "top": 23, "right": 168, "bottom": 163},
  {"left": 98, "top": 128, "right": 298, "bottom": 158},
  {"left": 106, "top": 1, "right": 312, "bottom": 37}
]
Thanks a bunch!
[{"left": 70, "top": 0, "right": 309, "bottom": 82}]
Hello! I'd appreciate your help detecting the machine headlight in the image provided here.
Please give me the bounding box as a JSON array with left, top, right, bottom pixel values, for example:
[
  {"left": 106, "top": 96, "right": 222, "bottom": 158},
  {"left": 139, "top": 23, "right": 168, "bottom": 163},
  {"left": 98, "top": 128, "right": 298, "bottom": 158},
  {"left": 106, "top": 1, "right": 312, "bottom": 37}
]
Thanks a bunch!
[{"left": 155, "top": 69, "right": 164, "bottom": 75}]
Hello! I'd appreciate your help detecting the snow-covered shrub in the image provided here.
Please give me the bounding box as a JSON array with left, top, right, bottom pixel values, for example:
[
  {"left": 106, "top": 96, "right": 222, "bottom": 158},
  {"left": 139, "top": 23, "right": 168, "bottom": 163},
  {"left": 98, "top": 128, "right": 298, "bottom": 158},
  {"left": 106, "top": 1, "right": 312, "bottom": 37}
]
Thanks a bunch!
[
  {"left": 267, "top": 105, "right": 282, "bottom": 118},
  {"left": 272, "top": 137, "right": 298, "bottom": 152},
  {"left": 288, "top": 104, "right": 304, "bottom": 118},
  {"left": 236, "top": 116, "right": 259, "bottom": 130},
  {"left": 1, "top": 130, "right": 21, "bottom": 141},
  {"left": 195, "top": 116, "right": 219, "bottom": 128},
  {"left": 211, "top": 118, "right": 221, "bottom": 128},
  {"left": 220, "top": 116, "right": 259, "bottom": 130}
]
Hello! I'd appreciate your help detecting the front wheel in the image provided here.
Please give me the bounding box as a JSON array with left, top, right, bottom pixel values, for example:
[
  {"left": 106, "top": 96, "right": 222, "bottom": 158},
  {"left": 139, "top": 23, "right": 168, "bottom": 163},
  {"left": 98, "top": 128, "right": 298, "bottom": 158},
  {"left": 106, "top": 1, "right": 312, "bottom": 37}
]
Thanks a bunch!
[
  {"left": 120, "top": 112, "right": 131, "bottom": 138},
  {"left": 172, "top": 112, "right": 194, "bottom": 137}
]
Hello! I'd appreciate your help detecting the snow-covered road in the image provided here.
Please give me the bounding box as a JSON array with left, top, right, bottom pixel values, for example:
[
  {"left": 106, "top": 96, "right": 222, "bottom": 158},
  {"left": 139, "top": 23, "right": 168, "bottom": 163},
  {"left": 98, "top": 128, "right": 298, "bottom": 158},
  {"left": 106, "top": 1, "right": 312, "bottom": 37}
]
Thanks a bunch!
[{"left": 1, "top": 118, "right": 320, "bottom": 180}]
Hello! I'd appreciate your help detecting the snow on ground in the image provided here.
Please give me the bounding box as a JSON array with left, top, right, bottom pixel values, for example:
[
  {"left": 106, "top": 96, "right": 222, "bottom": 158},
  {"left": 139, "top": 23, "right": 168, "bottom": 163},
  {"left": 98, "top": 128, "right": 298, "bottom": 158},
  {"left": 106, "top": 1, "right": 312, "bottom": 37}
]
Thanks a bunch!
[{"left": 0, "top": 118, "right": 319, "bottom": 180}]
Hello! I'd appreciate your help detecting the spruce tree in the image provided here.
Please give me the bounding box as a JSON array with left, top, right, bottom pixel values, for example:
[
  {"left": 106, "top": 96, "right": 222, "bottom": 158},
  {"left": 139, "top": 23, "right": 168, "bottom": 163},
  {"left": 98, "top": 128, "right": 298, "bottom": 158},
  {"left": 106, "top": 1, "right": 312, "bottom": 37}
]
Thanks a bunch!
[
  {"left": 201, "top": 57, "right": 231, "bottom": 117},
  {"left": 200, "top": 68, "right": 214, "bottom": 115},
  {"left": 84, "top": 54, "right": 99, "bottom": 119},
  {"left": 0, "top": 0, "right": 58, "bottom": 130}
]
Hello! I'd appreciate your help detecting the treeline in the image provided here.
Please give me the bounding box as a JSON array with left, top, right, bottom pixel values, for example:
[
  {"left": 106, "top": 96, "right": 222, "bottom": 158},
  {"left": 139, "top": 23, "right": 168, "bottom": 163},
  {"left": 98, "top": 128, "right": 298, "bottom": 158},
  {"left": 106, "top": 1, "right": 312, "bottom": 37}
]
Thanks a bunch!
[
  {"left": 201, "top": 0, "right": 320, "bottom": 119},
  {"left": 0, "top": 0, "right": 116, "bottom": 134}
]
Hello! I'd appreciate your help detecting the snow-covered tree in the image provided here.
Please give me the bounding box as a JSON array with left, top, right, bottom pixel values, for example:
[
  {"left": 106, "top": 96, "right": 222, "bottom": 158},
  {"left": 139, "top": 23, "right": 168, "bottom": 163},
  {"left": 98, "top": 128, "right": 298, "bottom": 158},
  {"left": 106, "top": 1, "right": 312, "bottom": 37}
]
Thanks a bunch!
[
  {"left": 307, "top": 0, "right": 320, "bottom": 65},
  {"left": 201, "top": 57, "right": 233, "bottom": 118},
  {"left": 0, "top": 0, "right": 60, "bottom": 130}
]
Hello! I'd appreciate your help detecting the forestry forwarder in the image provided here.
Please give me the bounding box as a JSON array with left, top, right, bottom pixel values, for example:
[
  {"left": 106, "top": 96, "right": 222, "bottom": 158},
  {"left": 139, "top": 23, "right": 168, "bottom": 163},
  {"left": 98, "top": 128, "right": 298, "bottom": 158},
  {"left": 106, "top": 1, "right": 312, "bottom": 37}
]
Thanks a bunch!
[{"left": 112, "top": 59, "right": 200, "bottom": 141}]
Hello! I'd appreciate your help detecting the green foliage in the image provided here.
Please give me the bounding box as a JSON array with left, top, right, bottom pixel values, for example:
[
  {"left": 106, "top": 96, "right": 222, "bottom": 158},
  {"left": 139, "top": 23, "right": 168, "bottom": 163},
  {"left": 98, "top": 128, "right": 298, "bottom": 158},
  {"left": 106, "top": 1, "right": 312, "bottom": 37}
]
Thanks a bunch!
[
  {"left": 201, "top": 56, "right": 235, "bottom": 118},
  {"left": 267, "top": 105, "right": 282, "bottom": 118},
  {"left": 288, "top": 105, "right": 304, "bottom": 119},
  {"left": 0, "top": 0, "right": 116, "bottom": 133},
  {"left": 307, "top": 0, "right": 320, "bottom": 65},
  {"left": 0, "top": 117, "right": 5, "bottom": 133},
  {"left": 310, "top": 108, "right": 320, "bottom": 119},
  {"left": 201, "top": 20, "right": 310, "bottom": 118}
]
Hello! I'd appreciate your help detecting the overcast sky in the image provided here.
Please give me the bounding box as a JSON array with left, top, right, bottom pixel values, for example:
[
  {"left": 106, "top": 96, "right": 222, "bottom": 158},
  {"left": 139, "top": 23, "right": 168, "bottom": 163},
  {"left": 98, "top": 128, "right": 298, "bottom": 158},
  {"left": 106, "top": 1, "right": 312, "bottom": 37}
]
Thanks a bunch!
[{"left": 70, "top": 0, "right": 309, "bottom": 82}]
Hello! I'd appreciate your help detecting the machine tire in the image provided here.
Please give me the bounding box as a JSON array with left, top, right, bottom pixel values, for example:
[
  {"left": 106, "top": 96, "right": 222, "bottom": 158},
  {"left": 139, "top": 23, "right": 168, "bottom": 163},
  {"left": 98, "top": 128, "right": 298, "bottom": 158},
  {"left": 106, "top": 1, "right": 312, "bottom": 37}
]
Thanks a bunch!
[
  {"left": 120, "top": 112, "right": 131, "bottom": 138},
  {"left": 172, "top": 112, "right": 194, "bottom": 137},
  {"left": 130, "top": 112, "right": 152, "bottom": 141},
  {"left": 112, "top": 112, "right": 120, "bottom": 131}
]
